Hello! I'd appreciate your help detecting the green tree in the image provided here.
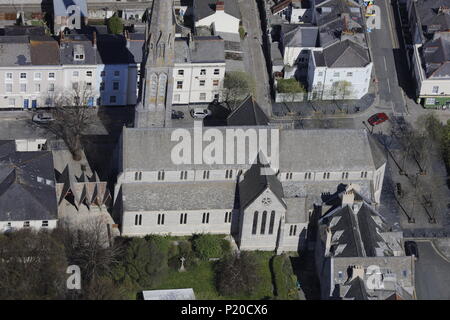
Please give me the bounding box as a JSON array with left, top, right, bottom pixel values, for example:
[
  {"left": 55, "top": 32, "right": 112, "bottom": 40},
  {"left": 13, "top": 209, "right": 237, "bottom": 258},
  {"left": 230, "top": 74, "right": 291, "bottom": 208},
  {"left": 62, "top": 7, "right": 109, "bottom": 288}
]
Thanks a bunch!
[
  {"left": 192, "top": 234, "right": 224, "bottom": 260},
  {"left": 215, "top": 252, "right": 260, "bottom": 297},
  {"left": 276, "top": 78, "right": 305, "bottom": 103},
  {"left": 222, "top": 71, "right": 255, "bottom": 110},
  {"left": 112, "top": 237, "right": 168, "bottom": 292},
  {"left": 0, "top": 230, "right": 68, "bottom": 300},
  {"left": 107, "top": 14, "right": 124, "bottom": 35}
]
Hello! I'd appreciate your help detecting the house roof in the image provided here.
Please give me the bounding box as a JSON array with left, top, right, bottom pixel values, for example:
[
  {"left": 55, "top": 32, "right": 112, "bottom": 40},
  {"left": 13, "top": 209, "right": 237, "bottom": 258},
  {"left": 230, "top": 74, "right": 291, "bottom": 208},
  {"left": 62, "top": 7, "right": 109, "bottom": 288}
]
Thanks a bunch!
[
  {"left": 0, "top": 143, "right": 58, "bottom": 222},
  {"left": 174, "top": 36, "right": 225, "bottom": 64},
  {"left": 96, "top": 34, "right": 144, "bottom": 64},
  {"left": 315, "top": 0, "right": 362, "bottom": 27},
  {"left": 0, "top": 36, "right": 31, "bottom": 67},
  {"left": 30, "top": 37, "right": 60, "bottom": 65},
  {"left": 194, "top": 0, "right": 241, "bottom": 21},
  {"left": 343, "top": 277, "right": 369, "bottom": 300},
  {"left": 422, "top": 32, "right": 450, "bottom": 78},
  {"left": 59, "top": 34, "right": 99, "bottom": 65},
  {"left": 227, "top": 96, "right": 269, "bottom": 126},
  {"left": 320, "top": 39, "right": 370, "bottom": 68},
  {"left": 282, "top": 25, "right": 319, "bottom": 48}
]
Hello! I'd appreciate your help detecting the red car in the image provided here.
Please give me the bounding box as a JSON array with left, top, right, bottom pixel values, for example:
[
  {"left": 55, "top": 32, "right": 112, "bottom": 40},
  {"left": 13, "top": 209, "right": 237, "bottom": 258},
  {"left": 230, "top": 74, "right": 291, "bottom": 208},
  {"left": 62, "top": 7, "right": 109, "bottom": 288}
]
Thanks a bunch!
[{"left": 368, "top": 112, "right": 389, "bottom": 126}]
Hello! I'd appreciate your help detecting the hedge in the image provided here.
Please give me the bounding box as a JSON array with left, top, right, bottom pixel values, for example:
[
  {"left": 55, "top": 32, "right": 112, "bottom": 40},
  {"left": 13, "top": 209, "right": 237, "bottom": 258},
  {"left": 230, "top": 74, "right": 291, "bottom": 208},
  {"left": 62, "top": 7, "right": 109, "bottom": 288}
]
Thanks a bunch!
[{"left": 272, "top": 254, "right": 298, "bottom": 300}]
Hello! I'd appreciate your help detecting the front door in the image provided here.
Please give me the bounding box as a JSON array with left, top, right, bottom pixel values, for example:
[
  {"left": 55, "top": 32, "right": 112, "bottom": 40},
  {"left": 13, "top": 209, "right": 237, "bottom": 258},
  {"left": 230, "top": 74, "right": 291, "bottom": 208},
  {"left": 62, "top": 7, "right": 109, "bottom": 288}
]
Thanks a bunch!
[
  {"left": 31, "top": 99, "right": 37, "bottom": 109},
  {"left": 23, "top": 99, "right": 29, "bottom": 109}
]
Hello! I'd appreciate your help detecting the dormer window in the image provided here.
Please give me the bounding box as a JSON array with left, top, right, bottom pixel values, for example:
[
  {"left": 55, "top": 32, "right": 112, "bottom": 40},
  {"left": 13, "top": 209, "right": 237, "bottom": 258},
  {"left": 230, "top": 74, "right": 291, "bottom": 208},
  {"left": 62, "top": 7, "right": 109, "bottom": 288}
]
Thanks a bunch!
[{"left": 73, "top": 45, "right": 85, "bottom": 61}]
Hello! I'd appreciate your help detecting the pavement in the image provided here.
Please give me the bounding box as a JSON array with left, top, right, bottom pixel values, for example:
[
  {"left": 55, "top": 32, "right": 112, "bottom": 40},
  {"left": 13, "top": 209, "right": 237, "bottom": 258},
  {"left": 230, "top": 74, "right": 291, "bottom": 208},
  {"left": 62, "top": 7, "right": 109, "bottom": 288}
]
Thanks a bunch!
[{"left": 413, "top": 240, "right": 450, "bottom": 300}]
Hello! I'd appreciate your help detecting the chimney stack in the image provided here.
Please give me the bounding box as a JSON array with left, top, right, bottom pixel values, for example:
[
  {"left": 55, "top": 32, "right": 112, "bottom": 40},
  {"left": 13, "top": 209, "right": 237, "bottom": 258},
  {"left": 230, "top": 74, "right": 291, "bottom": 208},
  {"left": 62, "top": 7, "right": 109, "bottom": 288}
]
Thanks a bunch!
[
  {"left": 216, "top": 1, "right": 225, "bottom": 11},
  {"left": 347, "top": 265, "right": 365, "bottom": 282},
  {"left": 342, "top": 190, "right": 355, "bottom": 206},
  {"left": 324, "top": 227, "right": 332, "bottom": 256},
  {"left": 92, "top": 31, "right": 97, "bottom": 49}
]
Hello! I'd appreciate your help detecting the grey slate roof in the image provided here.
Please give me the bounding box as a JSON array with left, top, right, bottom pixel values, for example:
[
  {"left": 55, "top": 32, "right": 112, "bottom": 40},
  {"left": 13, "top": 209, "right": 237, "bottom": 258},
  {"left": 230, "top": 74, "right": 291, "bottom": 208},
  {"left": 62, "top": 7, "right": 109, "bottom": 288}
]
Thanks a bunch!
[
  {"left": 227, "top": 96, "right": 269, "bottom": 126},
  {"left": 122, "top": 181, "right": 237, "bottom": 212},
  {"left": 238, "top": 155, "right": 285, "bottom": 210},
  {"left": 282, "top": 25, "right": 319, "bottom": 48},
  {"left": 96, "top": 34, "right": 144, "bottom": 64},
  {"left": 320, "top": 39, "right": 370, "bottom": 68},
  {"left": 343, "top": 277, "right": 369, "bottom": 300},
  {"left": 59, "top": 34, "right": 99, "bottom": 65},
  {"left": 414, "top": 0, "right": 450, "bottom": 34},
  {"left": 121, "top": 127, "right": 383, "bottom": 173},
  {"left": 284, "top": 197, "right": 308, "bottom": 223},
  {"left": 0, "top": 142, "right": 58, "bottom": 221},
  {"left": 175, "top": 36, "right": 225, "bottom": 64},
  {"left": 194, "top": 0, "right": 241, "bottom": 21},
  {"left": 422, "top": 32, "right": 450, "bottom": 78},
  {"left": 315, "top": 0, "right": 362, "bottom": 27},
  {"left": 0, "top": 36, "right": 31, "bottom": 67},
  {"left": 30, "top": 36, "right": 60, "bottom": 65}
]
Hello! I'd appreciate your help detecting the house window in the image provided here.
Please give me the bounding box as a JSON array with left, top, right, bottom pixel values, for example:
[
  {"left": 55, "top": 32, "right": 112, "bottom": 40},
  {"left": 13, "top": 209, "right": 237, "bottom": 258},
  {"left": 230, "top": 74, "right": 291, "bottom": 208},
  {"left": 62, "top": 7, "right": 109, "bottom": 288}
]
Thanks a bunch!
[
  {"left": 180, "top": 213, "right": 187, "bottom": 224},
  {"left": 333, "top": 72, "right": 340, "bottom": 77},
  {"left": 200, "top": 69, "right": 206, "bottom": 75},
  {"left": 202, "top": 212, "right": 210, "bottom": 224},
  {"left": 135, "top": 171, "right": 142, "bottom": 181},
  {"left": 432, "top": 86, "right": 439, "bottom": 94},
  {"left": 5, "top": 72, "right": 12, "bottom": 80},
  {"left": 20, "top": 84, "right": 26, "bottom": 92},
  {"left": 72, "top": 82, "right": 79, "bottom": 90},
  {"left": 214, "top": 69, "right": 220, "bottom": 75},
  {"left": 34, "top": 84, "right": 41, "bottom": 92},
  {"left": 158, "top": 170, "right": 165, "bottom": 181},
  {"left": 100, "top": 82, "right": 105, "bottom": 91},
  {"left": 178, "top": 69, "right": 184, "bottom": 75},
  {"left": 361, "top": 171, "right": 368, "bottom": 178},
  {"left": 199, "top": 93, "right": 206, "bottom": 101},
  {"left": 8, "top": 98, "right": 15, "bottom": 106},
  {"left": 180, "top": 171, "right": 188, "bottom": 180},
  {"left": 285, "top": 172, "right": 293, "bottom": 180},
  {"left": 323, "top": 172, "right": 330, "bottom": 179},
  {"left": 101, "top": 71, "right": 106, "bottom": 77},
  {"left": 113, "top": 81, "right": 119, "bottom": 90},
  {"left": 157, "top": 214, "right": 165, "bottom": 225},
  {"left": 48, "top": 72, "right": 55, "bottom": 79},
  {"left": 260, "top": 211, "right": 267, "bottom": 235},
  {"left": 268, "top": 211, "right": 275, "bottom": 234},
  {"left": 48, "top": 83, "right": 55, "bottom": 92},
  {"left": 342, "top": 172, "right": 349, "bottom": 179},
  {"left": 177, "top": 81, "right": 183, "bottom": 89},
  {"left": 199, "top": 80, "right": 205, "bottom": 86},
  {"left": 42, "top": 220, "right": 49, "bottom": 227},
  {"left": 289, "top": 225, "right": 297, "bottom": 236},
  {"left": 213, "top": 80, "right": 219, "bottom": 86},
  {"left": 73, "top": 71, "right": 79, "bottom": 77},
  {"left": 86, "top": 71, "right": 92, "bottom": 77},
  {"left": 75, "top": 54, "right": 84, "bottom": 60},
  {"left": 34, "top": 72, "right": 42, "bottom": 80},
  {"left": 346, "top": 72, "right": 353, "bottom": 76},
  {"left": 203, "top": 170, "right": 210, "bottom": 179},
  {"left": 174, "top": 94, "right": 180, "bottom": 102},
  {"left": 225, "top": 211, "right": 232, "bottom": 223},
  {"left": 20, "top": 73, "right": 27, "bottom": 79},
  {"left": 318, "top": 71, "right": 323, "bottom": 76},
  {"left": 23, "top": 221, "right": 30, "bottom": 228},
  {"left": 225, "top": 169, "right": 233, "bottom": 179},
  {"left": 110, "top": 96, "right": 117, "bottom": 103},
  {"left": 5, "top": 84, "right": 12, "bottom": 93},
  {"left": 304, "top": 172, "right": 312, "bottom": 180},
  {"left": 135, "top": 214, "right": 142, "bottom": 225},
  {"left": 252, "top": 211, "right": 258, "bottom": 235},
  {"left": 114, "top": 71, "right": 120, "bottom": 77}
]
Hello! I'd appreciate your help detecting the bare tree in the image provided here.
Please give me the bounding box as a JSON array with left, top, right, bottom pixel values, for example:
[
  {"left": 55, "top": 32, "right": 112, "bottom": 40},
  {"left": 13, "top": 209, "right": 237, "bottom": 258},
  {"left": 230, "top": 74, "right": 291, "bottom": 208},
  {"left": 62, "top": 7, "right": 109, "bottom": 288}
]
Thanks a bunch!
[
  {"left": 45, "top": 82, "right": 96, "bottom": 160},
  {"left": 222, "top": 71, "right": 255, "bottom": 111}
]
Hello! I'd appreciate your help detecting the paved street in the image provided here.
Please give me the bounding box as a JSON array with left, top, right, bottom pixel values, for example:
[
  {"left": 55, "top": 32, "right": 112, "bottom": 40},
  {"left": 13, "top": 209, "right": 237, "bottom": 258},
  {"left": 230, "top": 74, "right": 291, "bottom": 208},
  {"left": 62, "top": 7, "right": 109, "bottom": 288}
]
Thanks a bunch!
[
  {"left": 238, "top": 0, "right": 272, "bottom": 116},
  {"left": 367, "top": 0, "right": 407, "bottom": 115},
  {"left": 414, "top": 241, "right": 450, "bottom": 300}
]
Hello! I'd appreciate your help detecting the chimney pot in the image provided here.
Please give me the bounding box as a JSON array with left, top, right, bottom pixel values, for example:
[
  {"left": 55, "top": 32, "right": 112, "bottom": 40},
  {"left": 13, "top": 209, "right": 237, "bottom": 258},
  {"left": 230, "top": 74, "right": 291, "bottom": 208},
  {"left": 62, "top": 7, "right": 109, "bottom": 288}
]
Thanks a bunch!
[{"left": 216, "top": 1, "right": 225, "bottom": 11}]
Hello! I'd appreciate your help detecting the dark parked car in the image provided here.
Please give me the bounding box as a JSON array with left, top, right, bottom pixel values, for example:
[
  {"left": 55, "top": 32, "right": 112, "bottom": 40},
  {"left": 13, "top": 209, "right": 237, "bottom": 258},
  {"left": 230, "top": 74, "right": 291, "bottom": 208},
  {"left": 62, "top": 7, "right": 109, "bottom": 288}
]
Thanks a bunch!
[
  {"left": 404, "top": 241, "right": 419, "bottom": 259},
  {"left": 368, "top": 112, "right": 389, "bottom": 126},
  {"left": 171, "top": 110, "right": 184, "bottom": 119}
]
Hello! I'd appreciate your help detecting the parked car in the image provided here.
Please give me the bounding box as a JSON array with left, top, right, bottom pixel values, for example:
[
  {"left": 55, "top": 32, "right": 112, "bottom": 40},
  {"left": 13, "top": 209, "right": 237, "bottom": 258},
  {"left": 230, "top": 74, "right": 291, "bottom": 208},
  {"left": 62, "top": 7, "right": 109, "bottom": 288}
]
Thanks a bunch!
[
  {"left": 404, "top": 241, "right": 419, "bottom": 259},
  {"left": 171, "top": 110, "right": 184, "bottom": 119},
  {"left": 190, "top": 108, "right": 212, "bottom": 119},
  {"left": 368, "top": 112, "right": 389, "bottom": 126},
  {"left": 32, "top": 112, "right": 54, "bottom": 124}
]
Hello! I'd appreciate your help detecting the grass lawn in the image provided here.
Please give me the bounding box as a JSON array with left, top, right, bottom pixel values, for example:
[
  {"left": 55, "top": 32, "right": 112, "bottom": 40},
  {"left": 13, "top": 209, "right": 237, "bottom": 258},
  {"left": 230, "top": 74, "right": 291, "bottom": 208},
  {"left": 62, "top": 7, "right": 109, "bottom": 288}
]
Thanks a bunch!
[{"left": 153, "top": 251, "right": 275, "bottom": 300}]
